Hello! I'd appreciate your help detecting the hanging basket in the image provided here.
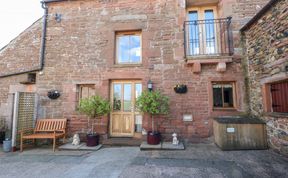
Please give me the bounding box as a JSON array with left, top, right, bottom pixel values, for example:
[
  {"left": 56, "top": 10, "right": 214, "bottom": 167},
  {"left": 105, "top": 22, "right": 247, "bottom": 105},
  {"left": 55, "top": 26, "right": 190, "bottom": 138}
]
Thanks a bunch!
[
  {"left": 47, "top": 90, "right": 61, "bottom": 99},
  {"left": 174, "top": 84, "right": 187, "bottom": 94}
]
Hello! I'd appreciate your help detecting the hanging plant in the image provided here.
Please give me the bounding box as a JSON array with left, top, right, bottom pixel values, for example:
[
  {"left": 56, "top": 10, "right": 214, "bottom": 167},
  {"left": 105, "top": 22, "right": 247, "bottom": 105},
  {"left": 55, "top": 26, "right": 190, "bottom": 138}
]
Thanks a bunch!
[{"left": 174, "top": 84, "right": 187, "bottom": 94}]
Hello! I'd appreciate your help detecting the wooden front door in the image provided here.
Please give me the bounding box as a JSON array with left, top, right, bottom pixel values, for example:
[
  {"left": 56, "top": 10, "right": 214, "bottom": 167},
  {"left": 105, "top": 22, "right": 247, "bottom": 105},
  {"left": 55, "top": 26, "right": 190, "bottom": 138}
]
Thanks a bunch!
[{"left": 110, "top": 81, "right": 142, "bottom": 137}]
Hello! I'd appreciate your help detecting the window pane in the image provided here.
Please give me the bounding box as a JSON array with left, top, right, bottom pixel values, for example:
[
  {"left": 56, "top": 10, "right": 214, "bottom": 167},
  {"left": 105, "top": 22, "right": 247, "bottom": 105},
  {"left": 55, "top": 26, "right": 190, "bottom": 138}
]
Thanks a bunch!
[
  {"left": 113, "top": 84, "right": 122, "bottom": 111},
  {"left": 117, "top": 34, "right": 141, "bottom": 64},
  {"left": 135, "top": 83, "right": 142, "bottom": 99},
  {"left": 205, "top": 10, "right": 216, "bottom": 54},
  {"left": 118, "top": 36, "right": 130, "bottom": 63},
  {"left": 213, "top": 85, "right": 223, "bottom": 107},
  {"left": 123, "top": 84, "right": 132, "bottom": 111},
  {"left": 130, "top": 35, "right": 141, "bottom": 63},
  {"left": 223, "top": 84, "right": 233, "bottom": 107},
  {"left": 189, "top": 11, "right": 199, "bottom": 55},
  {"left": 135, "top": 83, "right": 142, "bottom": 112}
]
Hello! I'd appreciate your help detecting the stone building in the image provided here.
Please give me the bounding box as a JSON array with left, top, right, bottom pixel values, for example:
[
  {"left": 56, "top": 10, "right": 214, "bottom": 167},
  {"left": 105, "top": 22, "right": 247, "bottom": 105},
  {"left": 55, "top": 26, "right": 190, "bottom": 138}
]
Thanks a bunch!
[
  {"left": 241, "top": 0, "right": 288, "bottom": 155},
  {"left": 0, "top": 0, "right": 280, "bottom": 148}
]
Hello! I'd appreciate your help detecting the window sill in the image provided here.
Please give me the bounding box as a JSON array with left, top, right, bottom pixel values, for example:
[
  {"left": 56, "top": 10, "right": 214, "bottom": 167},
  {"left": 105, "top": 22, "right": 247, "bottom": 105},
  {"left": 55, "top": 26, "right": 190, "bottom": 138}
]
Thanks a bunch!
[
  {"left": 186, "top": 55, "right": 232, "bottom": 64},
  {"left": 113, "top": 64, "right": 143, "bottom": 68},
  {"left": 186, "top": 55, "right": 232, "bottom": 73},
  {"left": 263, "top": 112, "right": 288, "bottom": 118},
  {"left": 213, "top": 107, "right": 237, "bottom": 111}
]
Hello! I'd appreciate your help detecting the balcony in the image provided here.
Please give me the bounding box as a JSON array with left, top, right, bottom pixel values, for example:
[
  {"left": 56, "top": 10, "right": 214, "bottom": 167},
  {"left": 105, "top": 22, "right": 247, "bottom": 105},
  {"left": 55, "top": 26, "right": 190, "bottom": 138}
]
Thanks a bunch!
[{"left": 184, "top": 17, "right": 234, "bottom": 72}]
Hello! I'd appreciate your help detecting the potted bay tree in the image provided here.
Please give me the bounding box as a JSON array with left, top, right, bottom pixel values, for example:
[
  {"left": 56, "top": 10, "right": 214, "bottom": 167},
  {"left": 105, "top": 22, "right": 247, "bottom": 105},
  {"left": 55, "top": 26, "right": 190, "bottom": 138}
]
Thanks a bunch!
[
  {"left": 78, "top": 95, "right": 111, "bottom": 147},
  {"left": 136, "top": 90, "right": 169, "bottom": 145}
]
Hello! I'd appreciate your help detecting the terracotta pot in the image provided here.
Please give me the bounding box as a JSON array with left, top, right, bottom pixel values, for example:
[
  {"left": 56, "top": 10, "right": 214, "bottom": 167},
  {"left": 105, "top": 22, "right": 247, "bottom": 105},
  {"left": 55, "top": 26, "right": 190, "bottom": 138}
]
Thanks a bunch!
[
  {"left": 86, "top": 134, "right": 99, "bottom": 147},
  {"left": 147, "top": 131, "right": 161, "bottom": 145}
]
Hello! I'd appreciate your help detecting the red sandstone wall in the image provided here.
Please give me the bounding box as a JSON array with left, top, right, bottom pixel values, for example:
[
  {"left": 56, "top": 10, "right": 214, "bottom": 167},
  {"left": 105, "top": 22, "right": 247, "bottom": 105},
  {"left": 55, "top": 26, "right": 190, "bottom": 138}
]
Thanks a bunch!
[{"left": 0, "top": 0, "right": 271, "bottom": 142}]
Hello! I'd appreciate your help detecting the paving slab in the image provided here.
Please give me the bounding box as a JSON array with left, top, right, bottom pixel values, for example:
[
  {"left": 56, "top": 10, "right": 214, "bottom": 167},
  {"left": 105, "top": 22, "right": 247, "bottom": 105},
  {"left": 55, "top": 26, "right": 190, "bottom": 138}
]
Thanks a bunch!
[
  {"left": 140, "top": 141, "right": 161, "bottom": 150},
  {"left": 59, "top": 143, "right": 102, "bottom": 151},
  {"left": 140, "top": 141, "right": 185, "bottom": 150},
  {"left": 1, "top": 144, "right": 288, "bottom": 178},
  {"left": 162, "top": 142, "right": 185, "bottom": 150}
]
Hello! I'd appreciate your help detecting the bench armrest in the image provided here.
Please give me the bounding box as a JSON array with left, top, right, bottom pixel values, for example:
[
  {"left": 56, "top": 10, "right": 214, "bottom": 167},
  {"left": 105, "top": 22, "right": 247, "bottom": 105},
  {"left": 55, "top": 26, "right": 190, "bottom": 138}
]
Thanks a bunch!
[
  {"left": 53, "top": 129, "right": 65, "bottom": 133},
  {"left": 18, "top": 128, "right": 34, "bottom": 134}
]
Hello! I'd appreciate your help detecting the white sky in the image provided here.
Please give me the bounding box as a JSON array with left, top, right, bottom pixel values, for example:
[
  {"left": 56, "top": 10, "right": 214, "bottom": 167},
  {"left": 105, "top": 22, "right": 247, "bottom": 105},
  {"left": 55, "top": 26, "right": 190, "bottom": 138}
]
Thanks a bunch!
[{"left": 0, "top": 1, "right": 43, "bottom": 49}]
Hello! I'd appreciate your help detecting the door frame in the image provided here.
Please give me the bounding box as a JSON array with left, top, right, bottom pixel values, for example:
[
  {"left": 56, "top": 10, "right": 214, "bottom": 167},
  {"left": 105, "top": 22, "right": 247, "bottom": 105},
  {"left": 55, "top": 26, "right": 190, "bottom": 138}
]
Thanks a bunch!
[{"left": 109, "top": 80, "right": 142, "bottom": 137}]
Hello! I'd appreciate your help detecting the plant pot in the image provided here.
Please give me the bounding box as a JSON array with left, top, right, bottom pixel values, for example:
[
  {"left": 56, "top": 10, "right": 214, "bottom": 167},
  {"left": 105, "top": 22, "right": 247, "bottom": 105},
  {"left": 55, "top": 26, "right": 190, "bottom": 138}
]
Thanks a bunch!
[
  {"left": 147, "top": 131, "right": 161, "bottom": 145},
  {"left": 86, "top": 134, "right": 99, "bottom": 147},
  {"left": 0, "top": 131, "right": 5, "bottom": 144},
  {"left": 3, "top": 139, "right": 11, "bottom": 152},
  {"left": 174, "top": 85, "right": 187, "bottom": 94}
]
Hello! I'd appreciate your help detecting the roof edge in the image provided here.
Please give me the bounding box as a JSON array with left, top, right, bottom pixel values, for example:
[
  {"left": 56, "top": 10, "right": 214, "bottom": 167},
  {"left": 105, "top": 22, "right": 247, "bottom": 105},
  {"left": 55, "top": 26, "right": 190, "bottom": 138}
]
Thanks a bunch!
[
  {"left": 42, "top": 0, "right": 67, "bottom": 3},
  {"left": 240, "top": 0, "right": 279, "bottom": 32}
]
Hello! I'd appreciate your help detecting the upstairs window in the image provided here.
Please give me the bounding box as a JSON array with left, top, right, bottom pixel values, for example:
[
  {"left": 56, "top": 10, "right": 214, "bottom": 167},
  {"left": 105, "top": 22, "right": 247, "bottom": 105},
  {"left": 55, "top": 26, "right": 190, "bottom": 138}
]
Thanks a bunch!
[
  {"left": 184, "top": 6, "right": 233, "bottom": 57},
  {"left": 188, "top": 7, "right": 217, "bottom": 55},
  {"left": 116, "top": 31, "right": 141, "bottom": 64},
  {"left": 212, "top": 82, "right": 235, "bottom": 108}
]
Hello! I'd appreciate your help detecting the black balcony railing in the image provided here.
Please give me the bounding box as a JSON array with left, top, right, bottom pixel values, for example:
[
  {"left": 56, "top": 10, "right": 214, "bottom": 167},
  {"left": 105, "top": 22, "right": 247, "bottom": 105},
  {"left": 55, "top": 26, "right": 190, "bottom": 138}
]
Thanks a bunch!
[{"left": 184, "top": 17, "right": 233, "bottom": 57}]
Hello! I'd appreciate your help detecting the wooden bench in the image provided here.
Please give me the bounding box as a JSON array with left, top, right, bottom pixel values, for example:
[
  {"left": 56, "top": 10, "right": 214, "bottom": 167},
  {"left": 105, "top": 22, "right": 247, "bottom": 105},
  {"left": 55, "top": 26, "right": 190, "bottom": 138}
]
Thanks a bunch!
[{"left": 20, "top": 119, "right": 67, "bottom": 152}]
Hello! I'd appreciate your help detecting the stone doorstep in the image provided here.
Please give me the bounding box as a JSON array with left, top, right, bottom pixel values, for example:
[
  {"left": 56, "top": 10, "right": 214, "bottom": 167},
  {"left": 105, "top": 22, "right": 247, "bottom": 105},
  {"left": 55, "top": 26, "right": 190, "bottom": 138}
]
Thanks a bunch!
[
  {"left": 59, "top": 143, "right": 102, "bottom": 151},
  {"left": 140, "top": 141, "right": 185, "bottom": 151}
]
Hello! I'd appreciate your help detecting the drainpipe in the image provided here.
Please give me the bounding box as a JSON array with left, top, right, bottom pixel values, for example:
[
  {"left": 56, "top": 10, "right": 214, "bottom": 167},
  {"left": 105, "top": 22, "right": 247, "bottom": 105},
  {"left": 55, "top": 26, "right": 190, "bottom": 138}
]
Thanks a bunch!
[{"left": 0, "top": 1, "right": 48, "bottom": 78}]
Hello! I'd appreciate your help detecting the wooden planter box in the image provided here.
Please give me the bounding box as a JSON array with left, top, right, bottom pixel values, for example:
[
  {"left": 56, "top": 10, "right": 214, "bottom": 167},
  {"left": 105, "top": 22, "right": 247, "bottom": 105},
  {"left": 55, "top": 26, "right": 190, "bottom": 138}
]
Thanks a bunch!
[{"left": 213, "top": 116, "right": 268, "bottom": 150}]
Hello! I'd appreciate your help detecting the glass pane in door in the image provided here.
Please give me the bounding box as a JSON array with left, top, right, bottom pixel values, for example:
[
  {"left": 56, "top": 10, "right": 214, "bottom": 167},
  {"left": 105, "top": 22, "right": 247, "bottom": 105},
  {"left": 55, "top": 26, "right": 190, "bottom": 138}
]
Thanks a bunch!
[
  {"left": 113, "top": 84, "right": 122, "bottom": 111},
  {"left": 205, "top": 10, "right": 216, "bottom": 54},
  {"left": 123, "top": 84, "right": 132, "bottom": 111},
  {"left": 188, "top": 11, "right": 200, "bottom": 55}
]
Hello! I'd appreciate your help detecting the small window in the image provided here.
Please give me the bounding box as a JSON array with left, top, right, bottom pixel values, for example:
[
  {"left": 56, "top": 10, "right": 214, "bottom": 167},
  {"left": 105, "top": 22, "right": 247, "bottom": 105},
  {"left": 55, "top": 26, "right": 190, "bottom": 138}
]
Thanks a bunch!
[
  {"left": 212, "top": 82, "right": 235, "bottom": 108},
  {"left": 78, "top": 84, "right": 95, "bottom": 102},
  {"left": 116, "top": 31, "right": 141, "bottom": 64},
  {"left": 270, "top": 80, "right": 288, "bottom": 113}
]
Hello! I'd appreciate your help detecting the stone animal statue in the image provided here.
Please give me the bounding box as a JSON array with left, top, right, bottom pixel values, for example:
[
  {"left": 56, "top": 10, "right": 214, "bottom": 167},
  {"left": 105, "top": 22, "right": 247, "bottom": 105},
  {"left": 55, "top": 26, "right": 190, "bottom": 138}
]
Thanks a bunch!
[
  {"left": 72, "top": 133, "right": 80, "bottom": 146},
  {"left": 172, "top": 133, "right": 179, "bottom": 145}
]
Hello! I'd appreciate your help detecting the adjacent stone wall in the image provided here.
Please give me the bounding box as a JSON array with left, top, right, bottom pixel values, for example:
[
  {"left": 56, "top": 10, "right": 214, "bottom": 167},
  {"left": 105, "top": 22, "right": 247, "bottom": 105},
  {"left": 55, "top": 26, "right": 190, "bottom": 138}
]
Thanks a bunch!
[
  {"left": 0, "top": 20, "right": 42, "bottom": 136},
  {"left": 243, "top": 0, "right": 288, "bottom": 155},
  {"left": 0, "top": 20, "right": 42, "bottom": 76}
]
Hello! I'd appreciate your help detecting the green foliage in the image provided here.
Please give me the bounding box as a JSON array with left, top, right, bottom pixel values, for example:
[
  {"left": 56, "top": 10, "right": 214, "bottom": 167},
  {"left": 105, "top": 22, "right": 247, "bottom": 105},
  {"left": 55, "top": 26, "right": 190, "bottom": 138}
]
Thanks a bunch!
[
  {"left": 136, "top": 90, "right": 169, "bottom": 115},
  {"left": 79, "top": 95, "right": 111, "bottom": 119}
]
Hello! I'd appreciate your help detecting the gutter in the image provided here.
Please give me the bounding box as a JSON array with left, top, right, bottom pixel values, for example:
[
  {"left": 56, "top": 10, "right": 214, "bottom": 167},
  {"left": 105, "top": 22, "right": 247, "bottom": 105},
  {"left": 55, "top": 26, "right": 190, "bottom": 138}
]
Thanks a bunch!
[
  {"left": 42, "top": 0, "right": 66, "bottom": 3},
  {"left": 240, "top": 0, "right": 278, "bottom": 32},
  {"left": 0, "top": 1, "right": 48, "bottom": 78}
]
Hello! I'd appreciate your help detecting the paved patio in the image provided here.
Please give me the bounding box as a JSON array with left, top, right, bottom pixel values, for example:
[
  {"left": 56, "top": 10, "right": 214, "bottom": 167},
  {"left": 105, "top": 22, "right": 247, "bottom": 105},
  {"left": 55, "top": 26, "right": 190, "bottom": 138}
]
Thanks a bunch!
[{"left": 0, "top": 144, "right": 287, "bottom": 178}]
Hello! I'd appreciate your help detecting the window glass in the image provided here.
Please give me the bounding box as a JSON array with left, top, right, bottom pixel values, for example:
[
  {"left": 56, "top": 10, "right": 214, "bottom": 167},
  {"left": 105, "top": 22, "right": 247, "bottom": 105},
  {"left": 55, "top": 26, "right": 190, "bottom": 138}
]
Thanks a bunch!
[
  {"left": 205, "top": 10, "right": 216, "bottom": 54},
  {"left": 117, "top": 33, "right": 141, "bottom": 64},
  {"left": 118, "top": 36, "right": 130, "bottom": 63},
  {"left": 113, "top": 84, "right": 122, "bottom": 111},
  {"left": 213, "top": 83, "right": 234, "bottom": 108},
  {"left": 78, "top": 85, "right": 95, "bottom": 101},
  {"left": 135, "top": 83, "right": 142, "bottom": 112},
  {"left": 188, "top": 11, "right": 199, "bottom": 55},
  {"left": 123, "top": 84, "right": 132, "bottom": 111}
]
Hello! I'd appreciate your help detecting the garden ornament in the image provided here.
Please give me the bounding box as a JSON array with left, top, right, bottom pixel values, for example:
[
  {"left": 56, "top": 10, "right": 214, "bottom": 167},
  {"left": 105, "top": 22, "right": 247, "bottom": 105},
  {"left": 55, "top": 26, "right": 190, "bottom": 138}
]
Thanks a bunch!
[
  {"left": 172, "top": 133, "right": 179, "bottom": 145},
  {"left": 72, "top": 133, "right": 80, "bottom": 146}
]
